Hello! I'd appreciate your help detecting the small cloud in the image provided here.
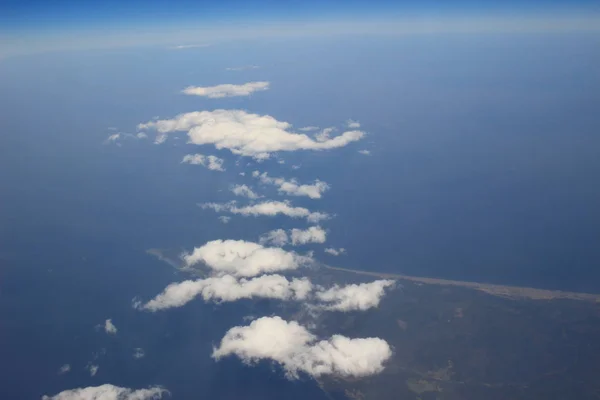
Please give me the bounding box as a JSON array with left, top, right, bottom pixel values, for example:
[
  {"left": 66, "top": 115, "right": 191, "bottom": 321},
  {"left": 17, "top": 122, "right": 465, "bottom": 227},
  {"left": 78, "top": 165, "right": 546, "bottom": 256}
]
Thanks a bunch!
[
  {"left": 200, "top": 200, "right": 330, "bottom": 223},
  {"left": 42, "top": 384, "right": 168, "bottom": 400},
  {"left": 259, "top": 229, "right": 289, "bottom": 247},
  {"left": 358, "top": 150, "right": 371, "bottom": 155},
  {"left": 104, "top": 133, "right": 120, "bottom": 144},
  {"left": 291, "top": 165, "right": 301, "bottom": 170},
  {"left": 226, "top": 65, "right": 260, "bottom": 71},
  {"left": 182, "top": 81, "right": 270, "bottom": 98},
  {"left": 231, "top": 184, "right": 261, "bottom": 199},
  {"left": 260, "top": 226, "right": 326, "bottom": 246},
  {"left": 314, "top": 127, "right": 335, "bottom": 143},
  {"left": 324, "top": 247, "right": 346, "bottom": 256},
  {"left": 315, "top": 280, "right": 395, "bottom": 311},
  {"left": 170, "top": 43, "right": 210, "bottom": 50},
  {"left": 86, "top": 364, "right": 99, "bottom": 377},
  {"left": 181, "top": 154, "right": 225, "bottom": 171},
  {"left": 154, "top": 133, "right": 168, "bottom": 144},
  {"left": 136, "top": 132, "right": 148, "bottom": 139},
  {"left": 218, "top": 216, "right": 232, "bottom": 224},
  {"left": 133, "top": 348, "right": 145, "bottom": 359},
  {"left": 253, "top": 171, "right": 329, "bottom": 199},
  {"left": 57, "top": 364, "right": 71, "bottom": 375},
  {"left": 347, "top": 119, "right": 361, "bottom": 129},
  {"left": 104, "top": 319, "right": 117, "bottom": 335}
]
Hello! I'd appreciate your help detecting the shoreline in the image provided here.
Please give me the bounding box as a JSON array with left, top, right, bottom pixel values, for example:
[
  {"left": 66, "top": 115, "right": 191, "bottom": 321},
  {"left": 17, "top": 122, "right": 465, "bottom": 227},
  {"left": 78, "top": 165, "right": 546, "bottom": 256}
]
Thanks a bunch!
[{"left": 325, "top": 265, "right": 600, "bottom": 302}]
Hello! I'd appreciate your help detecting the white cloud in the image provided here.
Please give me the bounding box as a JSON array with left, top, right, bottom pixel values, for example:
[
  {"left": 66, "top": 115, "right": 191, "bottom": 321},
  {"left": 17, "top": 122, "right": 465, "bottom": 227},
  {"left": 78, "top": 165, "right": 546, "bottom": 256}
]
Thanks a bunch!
[
  {"left": 200, "top": 200, "right": 330, "bottom": 223},
  {"left": 154, "top": 133, "right": 168, "bottom": 145},
  {"left": 181, "top": 154, "right": 225, "bottom": 171},
  {"left": 182, "top": 82, "right": 270, "bottom": 98},
  {"left": 133, "top": 348, "right": 145, "bottom": 359},
  {"left": 171, "top": 43, "right": 210, "bottom": 49},
  {"left": 182, "top": 239, "right": 311, "bottom": 277},
  {"left": 136, "top": 132, "right": 148, "bottom": 139},
  {"left": 324, "top": 247, "right": 346, "bottom": 256},
  {"left": 347, "top": 119, "right": 361, "bottom": 129},
  {"left": 212, "top": 316, "right": 392, "bottom": 378},
  {"left": 231, "top": 184, "right": 261, "bottom": 199},
  {"left": 42, "top": 384, "right": 168, "bottom": 400},
  {"left": 290, "top": 226, "right": 326, "bottom": 245},
  {"left": 316, "top": 280, "right": 395, "bottom": 311},
  {"left": 298, "top": 126, "right": 319, "bottom": 132},
  {"left": 291, "top": 165, "right": 301, "bottom": 170},
  {"left": 259, "top": 229, "right": 289, "bottom": 246},
  {"left": 218, "top": 216, "right": 231, "bottom": 224},
  {"left": 138, "top": 110, "right": 364, "bottom": 159},
  {"left": 86, "top": 364, "right": 99, "bottom": 377},
  {"left": 252, "top": 171, "right": 329, "bottom": 199},
  {"left": 225, "top": 65, "right": 260, "bottom": 71},
  {"left": 358, "top": 149, "right": 371, "bottom": 155},
  {"left": 104, "top": 133, "right": 120, "bottom": 144},
  {"left": 104, "top": 319, "right": 117, "bottom": 335},
  {"left": 58, "top": 364, "right": 71, "bottom": 375},
  {"left": 141, "top": 274, "right": 312, "bottom": 311}
]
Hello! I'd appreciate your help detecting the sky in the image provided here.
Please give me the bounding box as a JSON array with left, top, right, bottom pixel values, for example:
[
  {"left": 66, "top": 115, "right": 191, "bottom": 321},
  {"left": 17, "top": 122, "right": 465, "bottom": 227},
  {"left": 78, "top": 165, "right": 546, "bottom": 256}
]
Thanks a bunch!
[{"left": 1, "top": 0, "right": 600, "bottom": 58}]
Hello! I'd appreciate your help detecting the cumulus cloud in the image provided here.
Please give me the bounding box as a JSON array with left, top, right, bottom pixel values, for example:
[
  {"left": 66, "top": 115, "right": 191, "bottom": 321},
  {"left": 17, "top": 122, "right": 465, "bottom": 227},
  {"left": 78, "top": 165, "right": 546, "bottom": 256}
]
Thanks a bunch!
[
  {"left": 218, "top": 216, "right": 231, "bottom": 224},
  {"left": 226, "top": 65, "right": 260, "bottom": 71},
  {"left": 182, "top": 239, "right": 311, "bottom": 277},
  {"left": 212, "top": 316, "right": 392, "bottom": 378},
  {"left": 358, "top": 149, "right": 371, "bottom": 155},
  {"left": 200, "top": 200, "right": 330, "bottom": 223},
  {"left": 104, "top": 319, "right": 117, "bottom": 335},
  {"left": 290, "top": 226, "right": 326, "bottom": 245},
  {"left": 138, "top": 110, "right": 364, "bottom": 159},
  {"left": 314, "top": 127, "right": 335, "bottom": 142},
  {"left": 347, "top": 119, "right": 361, "bottom": 129},
  {"left": 181, "top": 154, "right": 225, "bottom": 171},
  {"left": 259, "top": 229, "right": 289, "bottom": 246},
  {"left": 42, "top": 384, "right": 168, "bottom": 400},
  {"left": 231, "top": 184, "right": 261, "bottom": 199},
  {"left": 260, "top": 226, "right": 326, "bottom": 246},
  {"left": 252, "top": 171, "right": 329, "bottom": 199},
  {"left": 324, "top": 247, "right": 346, "bottom": 256},
  {"left": 316, "top": 280, "right": 395, "bottom": 311},
  {"left": 58, "top": 364, "right": 71, "bottom": 375},
  {"left": 141, "top": 274, "right": 312, "bottom": 311},
  {"left": 182, "top": 82, "right": 269, "bottom": 98}
]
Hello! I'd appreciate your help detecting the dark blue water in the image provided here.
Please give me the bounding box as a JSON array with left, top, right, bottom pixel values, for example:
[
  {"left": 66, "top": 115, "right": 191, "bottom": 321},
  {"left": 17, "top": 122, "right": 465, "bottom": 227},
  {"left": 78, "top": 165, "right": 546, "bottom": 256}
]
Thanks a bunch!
[{"left": 1, "top": 34, "right": 599, "bottom": 398}]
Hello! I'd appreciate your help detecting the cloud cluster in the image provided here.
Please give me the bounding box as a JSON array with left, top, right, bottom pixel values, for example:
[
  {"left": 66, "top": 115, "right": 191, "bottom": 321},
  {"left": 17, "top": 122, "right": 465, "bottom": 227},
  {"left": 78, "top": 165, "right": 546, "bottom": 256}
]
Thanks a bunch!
[
  {"left": 316, "top": 280, "right": 395, "bottom": 311},
  {"left": 252, "top": 171, "right": 330, "bottom": 199},
  {"left": 138, "top": 110, "right": 364, "bottom": 159},
  {"left": 181, "top": 154, "right": 225, "bottom": 171},
  {"left": 182, "top": 82, "right": 270, "bottom": 98},
  {"left": 324, "top": 247, "right": 346, "bottom": 256},
  {"left": 231, "top": 184, "right": 261, "bottom": 199},
  {"left": 42, "top": 384, "right": 168, "bottom": 400},
  {"left": 141, "top": 274, "right": 312, "bottom": 311},
  {"left": 260, "top": 226, "right": 326, "bottom": 246},
  {"left": 182, "top": 239, "right": 311, "bottom": 277},
  {"left": 104, "top": 319, "right": 117, "bottom": 335},
  {"left": 200, "top": 201, "right": 330, "bottom": 223},
  {"left": 212, "top": 316, "right": 392, "bottom": 378}
]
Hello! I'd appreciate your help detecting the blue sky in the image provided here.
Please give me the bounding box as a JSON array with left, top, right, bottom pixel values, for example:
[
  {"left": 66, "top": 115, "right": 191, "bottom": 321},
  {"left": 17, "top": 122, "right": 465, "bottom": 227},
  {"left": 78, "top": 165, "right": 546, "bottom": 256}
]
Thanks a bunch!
[{"left": 1, "top": 0, "right": 600, "bottom": 58}]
